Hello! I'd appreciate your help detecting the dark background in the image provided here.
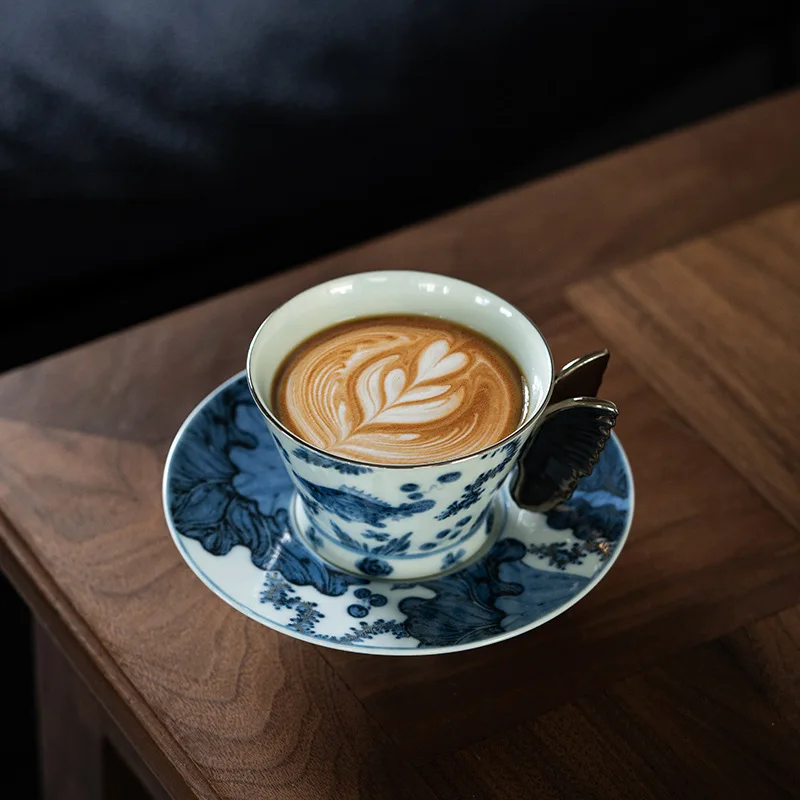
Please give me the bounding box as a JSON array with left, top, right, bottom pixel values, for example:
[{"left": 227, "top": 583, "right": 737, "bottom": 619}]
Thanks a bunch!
[{"left": 2, "top": 1, "right": 800, "bottom": 795}]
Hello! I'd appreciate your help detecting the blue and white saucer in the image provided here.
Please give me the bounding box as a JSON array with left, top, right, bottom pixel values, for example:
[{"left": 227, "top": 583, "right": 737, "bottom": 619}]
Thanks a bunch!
[{"left": 163, "top": 373, "right": 634, "bottom": 656}]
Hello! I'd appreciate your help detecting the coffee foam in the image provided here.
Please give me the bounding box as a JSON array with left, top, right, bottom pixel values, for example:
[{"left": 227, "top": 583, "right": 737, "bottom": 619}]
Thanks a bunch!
[{"left": 273, "top": 316, "right": 526, "bottom": 466}]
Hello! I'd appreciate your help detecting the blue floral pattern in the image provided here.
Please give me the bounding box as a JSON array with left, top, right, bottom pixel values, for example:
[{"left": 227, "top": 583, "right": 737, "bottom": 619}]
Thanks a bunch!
[
  {"left": 259, "top": 573, "right": 325, "bottom": 634},
  {"left": 293, "top": 476, "right": 435, "bottom": 528},
  {"left": 435, "top": 440, "right": 520, "bottom": 520},
  {"left": 440, "top": 549, "right": 467, "bottom": 572},
  {"left": 355, "top": 557, "right": 394, "bottom": 577},
  {"left": 346, "top": 589, "right": 388, "bottom": 617},
  {"left": 330, "top": 523, "right": 413, "bottom": 557},
  {"left": 399, "top": 539, "right": 589, "bottom": 646},
  {"left": 291, "top": 446, "right": 374, "bottom": 474},
  {"left": 165, "top": 374, "right": 632, "bottom": 654}
]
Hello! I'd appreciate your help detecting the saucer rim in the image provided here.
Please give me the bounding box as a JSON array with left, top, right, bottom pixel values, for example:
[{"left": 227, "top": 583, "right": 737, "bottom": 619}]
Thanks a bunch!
[{"left": 162, "top": 371, "right": 635, "bottom": 657}]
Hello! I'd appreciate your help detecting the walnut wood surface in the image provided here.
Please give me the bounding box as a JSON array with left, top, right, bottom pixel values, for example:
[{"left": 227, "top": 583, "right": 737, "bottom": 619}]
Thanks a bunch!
[
  {"left": 319, "top": 316, "right": 800, "bottom": 761},
  {"left": 422, "top": 603, "right": 800, "bottom": 800},
  {"left": 569, "top": 201, "right": 800, "bottom": 530},
  {"left": 1, "top": 91, "right": 800, "bottom": 798}
]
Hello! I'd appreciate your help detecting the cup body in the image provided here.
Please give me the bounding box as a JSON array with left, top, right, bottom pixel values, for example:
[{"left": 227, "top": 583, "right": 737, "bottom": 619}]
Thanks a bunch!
[{"left": 247, "top": 271, "right": 554, "bottom": 580}]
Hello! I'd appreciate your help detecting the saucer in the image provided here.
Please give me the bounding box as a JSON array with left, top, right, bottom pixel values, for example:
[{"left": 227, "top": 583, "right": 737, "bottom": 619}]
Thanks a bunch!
[{"left": 163, "top": 373, "right": 634, "bottom": 656}]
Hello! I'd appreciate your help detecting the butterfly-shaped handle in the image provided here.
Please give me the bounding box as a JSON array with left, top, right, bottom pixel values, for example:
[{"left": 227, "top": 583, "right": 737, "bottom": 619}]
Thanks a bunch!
[{"left": 510, "top": 351, "right": 618, "bottom": 512}]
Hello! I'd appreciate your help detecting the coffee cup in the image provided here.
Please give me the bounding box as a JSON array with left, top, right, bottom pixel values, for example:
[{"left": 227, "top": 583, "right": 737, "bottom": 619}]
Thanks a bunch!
[{"left": 247, "top": 271, "right": 617, "bottom": 581}]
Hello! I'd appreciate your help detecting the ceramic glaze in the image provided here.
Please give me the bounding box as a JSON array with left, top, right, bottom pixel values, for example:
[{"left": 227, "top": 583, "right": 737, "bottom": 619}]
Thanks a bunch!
[{"left": 163, "top": 373, "right": 633, "bottom": 656}]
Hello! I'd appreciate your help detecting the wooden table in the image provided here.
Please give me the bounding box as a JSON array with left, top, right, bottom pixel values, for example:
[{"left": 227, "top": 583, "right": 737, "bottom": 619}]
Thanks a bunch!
[{"left": 2, "top": 90, "right": 800, "bottom": 800}]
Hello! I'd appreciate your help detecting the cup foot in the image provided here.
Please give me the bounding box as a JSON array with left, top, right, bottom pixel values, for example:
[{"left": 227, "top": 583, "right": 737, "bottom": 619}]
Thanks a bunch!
[{"left": 291, "top": 490, "right": 508, "bottom": 582}]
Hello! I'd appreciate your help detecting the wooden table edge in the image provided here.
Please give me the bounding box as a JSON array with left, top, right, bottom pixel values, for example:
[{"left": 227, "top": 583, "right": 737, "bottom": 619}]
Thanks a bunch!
[
  {"left": 564, "top": 198, "right": 800, "bottom": 534},
  {"left": 0, "top": 507, "right": 212, "bottom": 800}
]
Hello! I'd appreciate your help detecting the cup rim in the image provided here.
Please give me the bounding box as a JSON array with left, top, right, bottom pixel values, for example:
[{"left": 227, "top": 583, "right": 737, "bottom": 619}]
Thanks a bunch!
[{"left": 246, "top": 270, "right": 555, "bottom": 470}]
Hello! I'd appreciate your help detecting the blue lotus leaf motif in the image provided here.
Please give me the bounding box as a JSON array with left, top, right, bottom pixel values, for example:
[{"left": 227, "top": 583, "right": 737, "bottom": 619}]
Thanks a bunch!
[
  {"left": 169, "top": 379, "right": 364, "bottom": 596},
  {"left": 231, "top": 411, "right": 293, "bottom": 512},
  {"left": 547, "top": 498, "right": 627, "bottom": 543},
  {"left": 399, "top": 539, "right": 526, "bottom": 646},
  {"left": 495, "top": 559, "right": 590, "bottom": 627}
]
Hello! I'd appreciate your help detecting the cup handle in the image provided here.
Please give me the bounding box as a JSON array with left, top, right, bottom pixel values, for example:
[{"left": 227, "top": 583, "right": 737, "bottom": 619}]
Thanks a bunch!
[{"left": 510, "top": 350, "right": 618, "bottom": 512}]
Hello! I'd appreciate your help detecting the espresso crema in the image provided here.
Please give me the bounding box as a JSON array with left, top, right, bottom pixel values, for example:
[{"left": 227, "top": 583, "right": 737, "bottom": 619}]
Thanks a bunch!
[{"left": 272, "top": 315, "right": 526, "bottom": 465}]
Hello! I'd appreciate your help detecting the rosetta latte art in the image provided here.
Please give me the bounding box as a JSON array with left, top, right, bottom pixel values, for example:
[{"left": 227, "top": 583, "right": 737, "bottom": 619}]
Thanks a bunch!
[{"left": 273, "top": 316, "right": 526, "bottom": 465}]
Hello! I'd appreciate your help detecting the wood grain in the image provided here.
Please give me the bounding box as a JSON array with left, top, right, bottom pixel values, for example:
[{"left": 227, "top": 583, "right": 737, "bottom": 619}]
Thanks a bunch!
[
  {"left": 0, "top": 425, "right": 438, "bottom": 800},
  {"left": 569, "top": 202, "right": 800, "bottom": 530},
  {"left": 1, "top": 91, "right": 800, "bottom": 798},
  {"left": 1, "top": 92, "right": 800, "bottom": 443},
  {"left": 420, "top": 603, "right": 800, "bottom": 800},
  {"left": 318, "top": 314, "right": 800, "bottom": 760}
]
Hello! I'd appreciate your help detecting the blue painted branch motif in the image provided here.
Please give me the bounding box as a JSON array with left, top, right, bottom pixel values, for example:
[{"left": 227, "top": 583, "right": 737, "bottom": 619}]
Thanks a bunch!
[
  {"left": 291, "top": 446, "right": 374, "bottom": 475},
  {"left": 259, "top": 574, "right": 301, "bottom": 610},
  {"left": 320, "top": 619, "right": 410, "bottom": 644},
  {"left": 294, "top": 476, "right": 435, "bottom": 528},
  {"left": 295, "top": 489, "right": 321, "bottom": 516},
  {"left": 325, "top": 509, "right": 490, "bottom": 560},
  {"left": 295, "top": 488, "right": 321, "bottom": 516},
  {"left": 484, "top": 506, "right": 495, "bottom": 535},
  {"left": 259, "top": 574, "right": 325, "bottom": 633},
  {"left": 289, "top": 601, "right": 324, "bottom": 634},
  {"left": 435, "top": 440, "right": 520, "bottom": 520},
  {"left": 527, "top": 541, "right": 588, "bottom": 570},
  {"left": 330, "top": 523, "right": 413, "bottom": 557},
  {"left": 363, "top": 531, "right": 412, "bottom": 557}
]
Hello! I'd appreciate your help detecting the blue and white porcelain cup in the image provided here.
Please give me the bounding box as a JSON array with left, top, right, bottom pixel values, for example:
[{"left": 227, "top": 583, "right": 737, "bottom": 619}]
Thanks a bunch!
[{"left": 247, "top": 271, "right": 617, "bottom": 581}]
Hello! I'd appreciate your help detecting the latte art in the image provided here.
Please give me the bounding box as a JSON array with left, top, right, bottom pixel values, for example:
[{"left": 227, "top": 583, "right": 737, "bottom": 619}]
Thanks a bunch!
[{"left": 273, "top": 316, "right": 526, "bottom": 465}]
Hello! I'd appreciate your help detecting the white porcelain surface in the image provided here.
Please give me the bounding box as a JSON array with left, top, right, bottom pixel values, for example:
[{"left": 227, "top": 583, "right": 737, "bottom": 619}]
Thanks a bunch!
[{"left": 163, "top": 373, "right": 634, "bottom": 655}]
